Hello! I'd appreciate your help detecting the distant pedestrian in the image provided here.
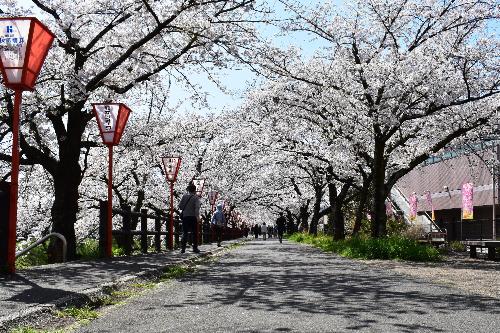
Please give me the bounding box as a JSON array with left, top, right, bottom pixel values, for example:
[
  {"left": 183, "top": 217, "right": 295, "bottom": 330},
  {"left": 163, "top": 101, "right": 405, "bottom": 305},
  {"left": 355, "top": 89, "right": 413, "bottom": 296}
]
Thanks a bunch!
[
  {"left": 178, "top": 183, "right": 201, "bottom": 253},
  {"left": 261, "top": 223, "right": 268, "bottom": 240},
  {"left": 211, "top": 204, "right": 226, "bottom": 247},
  {"left": 253, "top": 224, "right": 259, "bottom": 239},
  {"left": 276, "top": 212, "right": 286, "bottom": 243},
  {"left": 267, "top": 226, "right": 273, "bottom": 239}
]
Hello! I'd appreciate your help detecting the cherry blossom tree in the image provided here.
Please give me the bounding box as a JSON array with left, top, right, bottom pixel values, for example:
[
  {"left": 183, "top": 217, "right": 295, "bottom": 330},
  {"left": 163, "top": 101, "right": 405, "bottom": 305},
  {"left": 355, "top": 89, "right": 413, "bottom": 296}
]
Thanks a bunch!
[
  {"left": 0, "top": 0, "right": 260, "bottom": 259},
  {"left": 250, "top": 0, "right": 499, "bottom": 237}
]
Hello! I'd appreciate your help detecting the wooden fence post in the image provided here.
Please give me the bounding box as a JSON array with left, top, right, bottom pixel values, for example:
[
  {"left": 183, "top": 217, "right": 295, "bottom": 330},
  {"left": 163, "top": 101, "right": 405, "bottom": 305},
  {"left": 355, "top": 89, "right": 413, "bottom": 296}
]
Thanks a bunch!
[
  {"left": 141, "top": 209, "right": 148, "bottom": 254},
  {"left": 98, "top": 200, "right": 108, "bottom": 258},
  {"left": 155, "top": 217, "right": 161, "bottom": 252},
  {"left": 123, "top": 205, "right": 132, "bottom": 255}
]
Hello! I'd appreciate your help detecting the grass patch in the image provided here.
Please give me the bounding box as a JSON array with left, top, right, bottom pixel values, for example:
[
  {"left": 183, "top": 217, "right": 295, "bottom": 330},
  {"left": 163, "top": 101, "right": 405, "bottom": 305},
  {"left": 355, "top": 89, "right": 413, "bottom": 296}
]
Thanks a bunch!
[
  {"left": 288, "top": 233, "right": 441, "bottom": 262},
  {"left": 15, "top": 242, "right": 49, "bottom": 269},
  {"left": 160, "top": 265, "right": 194, "bottom": 281},
  {"left": 9, "top": 327, "right": 65, "bottom": 333},
  {"left": 448, "top": 241, "right": 466, "bottom": 252},
  {"left": 130, "top": 282, "right": 156, "bottom": 289},
  {"left": 55, "top": 306, "right": 99, "bottom": 322}
]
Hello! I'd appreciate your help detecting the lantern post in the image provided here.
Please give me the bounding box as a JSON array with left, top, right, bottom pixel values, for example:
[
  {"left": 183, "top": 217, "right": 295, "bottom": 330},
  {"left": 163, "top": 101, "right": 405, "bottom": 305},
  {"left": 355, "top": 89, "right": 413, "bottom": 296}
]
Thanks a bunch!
[
  {"left": 0, "top": 18, "right": 54, "bottom": 273},
  {"left": 161, "top": 156, "right": 181, "bottom": 250},
  {"left": 192, "top": 178, "right": 205, "bottom": 243},
  {"left": 92, "top": 103, "right": 131, "bottom": 257},
  {"left": 208, "top": 190, "right": 218, "bottom": 213}
]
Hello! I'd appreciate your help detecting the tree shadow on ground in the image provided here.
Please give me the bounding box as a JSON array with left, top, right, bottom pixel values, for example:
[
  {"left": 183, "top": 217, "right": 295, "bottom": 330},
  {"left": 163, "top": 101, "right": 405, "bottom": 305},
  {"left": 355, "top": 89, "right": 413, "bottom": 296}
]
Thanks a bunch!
[{"left": 179, "top": 240, "right": 500, "bottom": 332}]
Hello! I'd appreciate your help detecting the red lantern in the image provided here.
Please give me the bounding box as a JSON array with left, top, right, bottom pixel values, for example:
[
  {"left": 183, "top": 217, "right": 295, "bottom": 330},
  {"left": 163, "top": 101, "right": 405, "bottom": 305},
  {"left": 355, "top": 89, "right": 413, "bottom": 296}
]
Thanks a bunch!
[
  {"left": 162, "top": 156, "right": 181, "bottom": 182},
  {"left": 208, "top": 190, "right": 218, "bottom": 213},
  {"left": 0, "top": 17, "right": 54, "bottom": 274},
  {"left": 0, "top": 17, "right": 55, "bottom": 91},
  {"left": 208, "top": 190, "right": 218, "bottom": 205},
  {"left": 193, "top": 178, "right": 206, "bottom": 197},
  {"left": 92, "top": 103, "right": 131, "bottom": 146}
]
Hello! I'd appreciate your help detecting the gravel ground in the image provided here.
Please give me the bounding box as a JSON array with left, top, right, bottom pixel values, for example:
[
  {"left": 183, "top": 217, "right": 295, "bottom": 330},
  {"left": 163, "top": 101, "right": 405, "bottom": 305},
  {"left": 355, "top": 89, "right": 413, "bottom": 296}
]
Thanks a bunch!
[
  {"left": 77, "top": 239, "right": 500, "bottom": 333},
  {"left": 361, "top": 252, "right": 500, "bottom": 299}
]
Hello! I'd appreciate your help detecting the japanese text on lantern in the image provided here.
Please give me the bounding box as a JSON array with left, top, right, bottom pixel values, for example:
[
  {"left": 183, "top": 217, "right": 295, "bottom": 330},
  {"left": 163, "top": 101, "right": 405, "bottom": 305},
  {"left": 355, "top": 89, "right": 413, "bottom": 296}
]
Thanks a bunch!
[
  {"left": 0, "top": 23, "right": 26, "bottom": 63},
  {"left": 104, "top": 105, "right": 112, "bottom": 131}
]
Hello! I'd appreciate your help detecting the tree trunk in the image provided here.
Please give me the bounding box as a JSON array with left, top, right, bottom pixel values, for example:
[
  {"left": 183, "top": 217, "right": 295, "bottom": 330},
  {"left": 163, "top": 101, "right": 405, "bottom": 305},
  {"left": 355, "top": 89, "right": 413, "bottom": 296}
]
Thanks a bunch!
[
  {"left": 299, "top": 200, "right": 310, "bottom": 232},
  {"left": 333, "top": 200, "right": 345, "bottom": 240},
  {"left": 309, "top": 187, "right": 323, "bottom": 236},
  {"left": 371, "top": 139, "right": 387, "bottom": 237},
  {"left": 48, "top": 157, "right": 82, "bottom": 262},
  {"left": 48, "top": 106, "right": 89, "bottom": 262},
  {"left": 353, "top": 178, "right": 370, "bottom": 236},
  {"left": 285, "top": 209, "right": 296, "bottom": 233}
]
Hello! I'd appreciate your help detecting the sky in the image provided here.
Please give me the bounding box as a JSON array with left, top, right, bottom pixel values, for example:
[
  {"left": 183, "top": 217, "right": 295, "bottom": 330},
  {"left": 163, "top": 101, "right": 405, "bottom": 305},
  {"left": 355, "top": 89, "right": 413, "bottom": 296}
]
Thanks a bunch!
[
  {"left": 15, "top": 0, "right": 331, "bottom": 115},
  {"left": 166, "top": 0, "right": 333, "bottom": 115}
]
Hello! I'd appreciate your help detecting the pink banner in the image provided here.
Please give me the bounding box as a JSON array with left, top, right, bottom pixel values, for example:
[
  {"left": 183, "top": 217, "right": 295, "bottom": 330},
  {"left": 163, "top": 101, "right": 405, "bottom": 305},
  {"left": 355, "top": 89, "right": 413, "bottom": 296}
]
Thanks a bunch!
[
  {"left": 425, "top": 191, "right": 435, "bottom": 221},
  {"left": 409, "top": 193, "right": 418, "bottom": 222},
  {"left": 462, "top": 183, "right": 474, "bottom": 220}
]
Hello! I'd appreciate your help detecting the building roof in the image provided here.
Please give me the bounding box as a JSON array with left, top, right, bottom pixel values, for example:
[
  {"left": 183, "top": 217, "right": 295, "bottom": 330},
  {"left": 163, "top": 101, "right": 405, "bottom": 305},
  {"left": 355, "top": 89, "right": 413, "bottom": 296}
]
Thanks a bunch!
[{"left": 396, "top": 150, "right": 495, "bottom": 211}]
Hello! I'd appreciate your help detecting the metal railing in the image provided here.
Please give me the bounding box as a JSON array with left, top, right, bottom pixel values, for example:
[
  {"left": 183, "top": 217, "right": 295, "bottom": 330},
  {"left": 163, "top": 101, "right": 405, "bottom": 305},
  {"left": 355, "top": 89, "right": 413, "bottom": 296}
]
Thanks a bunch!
[{"left": 15, "top": 232, "right": 67, "bottom": 262}]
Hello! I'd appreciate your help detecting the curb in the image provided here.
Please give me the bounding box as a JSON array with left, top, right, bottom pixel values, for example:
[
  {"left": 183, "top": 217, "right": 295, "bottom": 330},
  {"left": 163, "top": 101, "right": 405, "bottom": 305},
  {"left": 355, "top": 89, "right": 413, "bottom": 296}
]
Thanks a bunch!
[{"left": 0, "top": 239, "right": 248, "bottom": 332}]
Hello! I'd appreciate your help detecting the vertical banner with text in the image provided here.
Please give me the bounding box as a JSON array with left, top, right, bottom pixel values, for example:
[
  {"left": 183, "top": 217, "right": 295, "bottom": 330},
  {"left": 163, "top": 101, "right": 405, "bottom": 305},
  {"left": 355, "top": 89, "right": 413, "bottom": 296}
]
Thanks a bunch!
[
  {"left": 409, "top": 193, "right": 418, "bottom": 222},
  {"left": 462, "top": 183, "right": 474, "bottom": 220}
]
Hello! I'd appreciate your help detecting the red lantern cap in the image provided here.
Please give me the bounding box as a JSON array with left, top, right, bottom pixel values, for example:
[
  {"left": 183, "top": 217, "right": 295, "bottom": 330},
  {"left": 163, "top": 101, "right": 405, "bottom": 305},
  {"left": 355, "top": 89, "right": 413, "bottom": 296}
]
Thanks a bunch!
[
  {"left": 92, "top": 103, "right": 131, "bottom": 146},
  {"left": 193, "top": 178, "right": 205, "bottom": 197},
  {"left": 0, "top": 17, "right": 55, "bottom": 91},
  {"left": 162, "top": 156, "right": 181, "bottom": 182},
  {"left": 208, "top": 190, "right": 219, "bottom": 205}
]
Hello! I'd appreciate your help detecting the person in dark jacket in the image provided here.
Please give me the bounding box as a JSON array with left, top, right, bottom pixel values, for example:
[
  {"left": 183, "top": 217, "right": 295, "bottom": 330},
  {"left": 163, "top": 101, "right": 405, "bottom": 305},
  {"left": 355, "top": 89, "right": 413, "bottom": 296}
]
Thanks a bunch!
[
  {"left": 178, "top": 184, "right": 201, "bottom": 253},
  {"left": 276, "top": 212, "right": 286, "bottom": 243},
  {"left": 253, "top": 224, "right": 259, "bottom": 239}
]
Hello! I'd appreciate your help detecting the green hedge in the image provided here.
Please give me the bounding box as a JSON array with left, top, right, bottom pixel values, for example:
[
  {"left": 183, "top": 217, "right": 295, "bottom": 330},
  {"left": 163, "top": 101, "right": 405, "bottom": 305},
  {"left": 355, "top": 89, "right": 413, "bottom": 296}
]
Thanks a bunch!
[{"left": 288, "top": 233, "right": 441, "bottom": 262}]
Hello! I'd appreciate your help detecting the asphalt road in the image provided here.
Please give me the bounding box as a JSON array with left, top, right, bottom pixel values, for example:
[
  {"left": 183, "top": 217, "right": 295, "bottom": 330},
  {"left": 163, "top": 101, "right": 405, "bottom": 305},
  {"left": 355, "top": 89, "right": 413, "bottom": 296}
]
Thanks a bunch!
[{"left": 78, "top": 239, "right": 500, "bottom": 333}]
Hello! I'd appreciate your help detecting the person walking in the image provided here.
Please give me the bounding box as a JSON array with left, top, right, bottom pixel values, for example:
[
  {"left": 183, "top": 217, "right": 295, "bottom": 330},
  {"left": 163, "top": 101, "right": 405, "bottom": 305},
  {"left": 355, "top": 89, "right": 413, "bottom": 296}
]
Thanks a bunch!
[
  {"left": 211, "top": 204, "right": 226, "bottom": 247},
  {"left": 261, "top": 222, "right": 268, "bottom": 240},
  {"left": 276, "top": 212, "right": 286, "bottom": 243},
  {"left": 253, "top": 224, "right": 259, "bottom": 239},
  {"left": 178, "top": 183, "right": 201, "bottom": 253}
]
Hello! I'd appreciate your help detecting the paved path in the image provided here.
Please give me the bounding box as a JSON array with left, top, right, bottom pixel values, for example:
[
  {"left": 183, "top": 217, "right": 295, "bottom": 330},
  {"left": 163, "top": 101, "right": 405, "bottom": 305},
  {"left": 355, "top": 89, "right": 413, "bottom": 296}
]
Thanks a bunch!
[
  {"left": 0, "top": 241, "right": 237, "bottom": 331},
  {"left": 78, "top": 239, "right": 500, "bottom": 333}
]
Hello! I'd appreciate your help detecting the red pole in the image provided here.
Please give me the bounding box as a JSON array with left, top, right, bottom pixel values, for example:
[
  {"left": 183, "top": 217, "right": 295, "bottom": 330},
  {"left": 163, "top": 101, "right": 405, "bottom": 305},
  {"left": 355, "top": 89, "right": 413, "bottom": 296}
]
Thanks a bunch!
[
  {"left": 168, "top": 181, "right": 174, "bottom": 250},
  {"left": 106, "top": 145, "right": 113, "bottom": 257},
  {"left": 6, "top": 90, "right": 22, "bottom": 273}
]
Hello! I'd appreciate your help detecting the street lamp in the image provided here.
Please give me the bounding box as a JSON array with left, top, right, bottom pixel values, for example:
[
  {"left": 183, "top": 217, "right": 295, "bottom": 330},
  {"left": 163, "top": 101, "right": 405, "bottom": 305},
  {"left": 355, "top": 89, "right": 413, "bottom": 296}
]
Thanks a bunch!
[
  {"left": 208, "top": 190, "right": 218, "bottom": 212},
  {"left": 0, "top": 17, "right": 55, "bottom": 273},
  {"left": 193, "top": 178, "right": 206, "bottom": 197},
  {"left": 161, "top": 156, "right": 181, "bottom": 250},
  {"left": 93, "top": 103, "right": 131, "bottom": 257},
  {"left": 192, "top": 178, "right": 205, "bottom": 243}
]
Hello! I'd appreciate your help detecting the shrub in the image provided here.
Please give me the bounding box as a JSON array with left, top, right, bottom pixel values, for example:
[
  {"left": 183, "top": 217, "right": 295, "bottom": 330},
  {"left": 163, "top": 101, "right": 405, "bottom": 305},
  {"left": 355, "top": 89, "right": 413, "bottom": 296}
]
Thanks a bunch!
[
  {"left": 77, "top": 239, "right": 100, "bottom": 260},
  {"left": 449, "top": 241, "right": 465, "bottom": 252},
  {"left": 401, "top": 224, "right": 427, "bottom": 240},
  {"left": 15, "top": 241, "right": 49, "bottom": 269},
  {"left": 288, "top": 233, "right": 440, "bottom": 262}
]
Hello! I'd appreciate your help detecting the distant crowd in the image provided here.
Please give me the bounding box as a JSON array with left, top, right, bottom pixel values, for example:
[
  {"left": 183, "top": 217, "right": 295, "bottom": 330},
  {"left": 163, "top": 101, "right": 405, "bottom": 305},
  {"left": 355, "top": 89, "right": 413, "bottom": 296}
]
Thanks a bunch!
[{"left": 246, "top": 212, "right": 287, "bottom": 243}]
